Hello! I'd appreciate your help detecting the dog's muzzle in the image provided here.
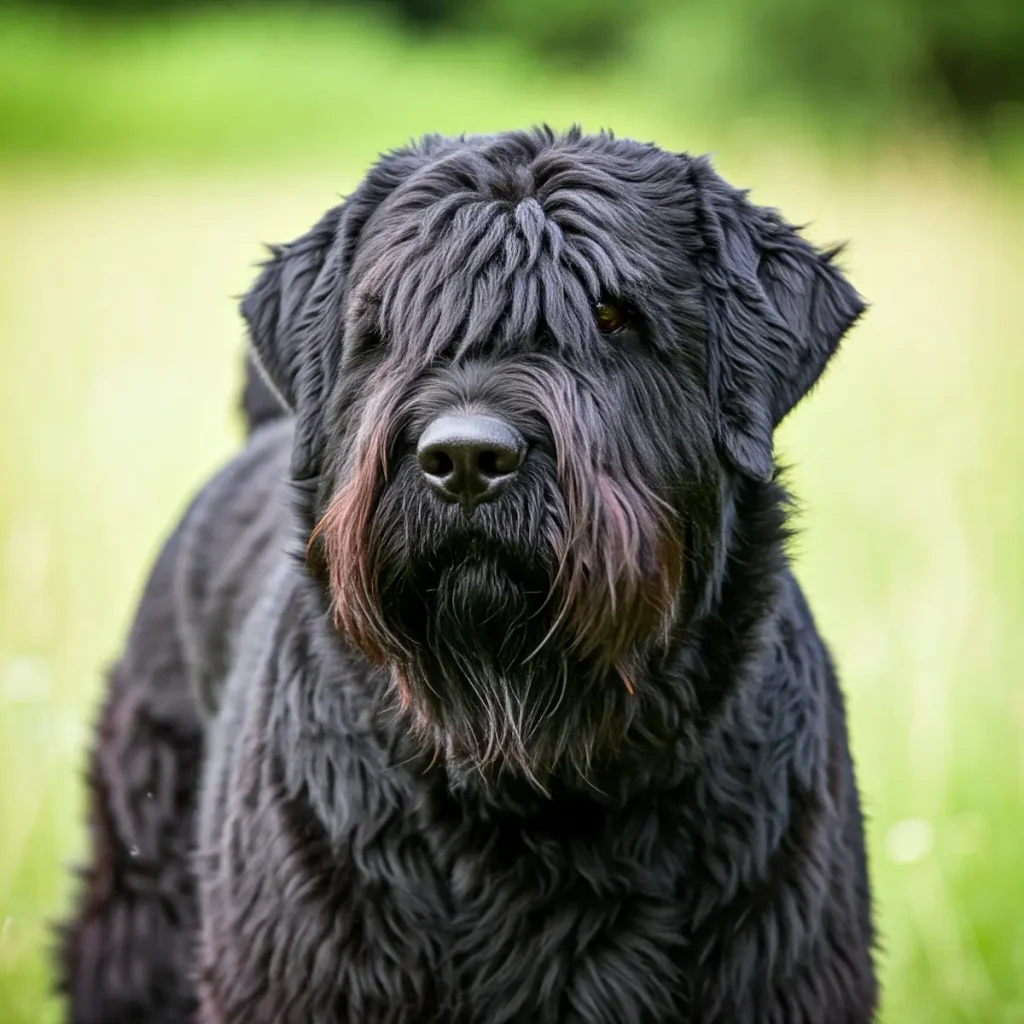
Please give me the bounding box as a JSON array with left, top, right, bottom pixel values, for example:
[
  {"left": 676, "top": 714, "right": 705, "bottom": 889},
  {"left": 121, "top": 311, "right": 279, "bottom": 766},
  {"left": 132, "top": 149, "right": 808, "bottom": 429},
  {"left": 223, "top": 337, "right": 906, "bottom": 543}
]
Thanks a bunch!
[{"left": 416, "top": 413, "right": 527, "bottom": 512}]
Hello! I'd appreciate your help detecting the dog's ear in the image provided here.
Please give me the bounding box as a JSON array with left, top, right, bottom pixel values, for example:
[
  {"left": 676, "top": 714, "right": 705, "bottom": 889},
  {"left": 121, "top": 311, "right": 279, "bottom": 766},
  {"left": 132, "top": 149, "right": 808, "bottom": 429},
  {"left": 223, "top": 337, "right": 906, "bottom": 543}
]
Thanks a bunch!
[
  {"left": 241, "top": 204, "right": 346, "bottom": 480},
  {"left": 689, "top": 157, "right": 864, "bottom": 482},
  {"left": 242, "top": 207, "right": 341, "bottom": 417},
  {"left": 241, "top": 145, "right": 439, "bottom": 479}
]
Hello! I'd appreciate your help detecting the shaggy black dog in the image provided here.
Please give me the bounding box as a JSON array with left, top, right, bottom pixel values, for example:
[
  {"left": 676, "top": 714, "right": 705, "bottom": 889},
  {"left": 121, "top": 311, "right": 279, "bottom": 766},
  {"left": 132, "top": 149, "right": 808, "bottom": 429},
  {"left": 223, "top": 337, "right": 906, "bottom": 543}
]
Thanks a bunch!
[{"left": 58, "top": 127, "right": 877, "bottom": 1024}]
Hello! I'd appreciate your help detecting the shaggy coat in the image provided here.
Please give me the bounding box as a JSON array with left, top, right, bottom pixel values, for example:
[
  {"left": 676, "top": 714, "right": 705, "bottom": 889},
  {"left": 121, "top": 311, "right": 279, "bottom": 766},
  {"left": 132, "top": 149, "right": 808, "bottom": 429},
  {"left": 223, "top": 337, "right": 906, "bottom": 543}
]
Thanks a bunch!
[{"left": 59, "top": 128, "right": 877, "bottom": 1024}]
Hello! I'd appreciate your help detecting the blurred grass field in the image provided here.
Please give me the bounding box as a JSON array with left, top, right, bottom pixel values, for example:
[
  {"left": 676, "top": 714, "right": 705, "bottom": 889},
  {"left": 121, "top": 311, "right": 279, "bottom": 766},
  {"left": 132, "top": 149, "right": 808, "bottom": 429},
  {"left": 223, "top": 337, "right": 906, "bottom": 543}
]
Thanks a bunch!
[{"left": 1, "top": 8, "right": 1023, "bottom": 1024}]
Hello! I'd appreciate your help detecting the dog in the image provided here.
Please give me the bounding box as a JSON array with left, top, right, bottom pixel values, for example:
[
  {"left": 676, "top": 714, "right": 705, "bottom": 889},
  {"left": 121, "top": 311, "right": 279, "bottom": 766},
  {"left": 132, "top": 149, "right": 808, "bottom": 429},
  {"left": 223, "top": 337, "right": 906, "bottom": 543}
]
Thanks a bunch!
[{"left": 57, "top": 127, "right": 877, "bottom": 1023}]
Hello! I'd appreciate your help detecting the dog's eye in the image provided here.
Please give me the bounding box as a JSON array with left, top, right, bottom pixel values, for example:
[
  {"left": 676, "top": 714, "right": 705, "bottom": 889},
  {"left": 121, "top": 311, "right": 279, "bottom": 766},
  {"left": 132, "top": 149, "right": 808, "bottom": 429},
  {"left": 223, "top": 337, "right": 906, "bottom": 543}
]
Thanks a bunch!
[{"left": 594, "top": 301, "right": 629, "bottom": 335}]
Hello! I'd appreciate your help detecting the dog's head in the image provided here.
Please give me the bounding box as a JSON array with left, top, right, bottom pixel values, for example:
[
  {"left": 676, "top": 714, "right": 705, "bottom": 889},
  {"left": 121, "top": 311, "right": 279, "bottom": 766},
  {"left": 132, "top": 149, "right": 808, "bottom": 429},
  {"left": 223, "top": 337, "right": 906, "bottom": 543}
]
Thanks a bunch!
[{"left": 242, "top": 128, "right": 862, "bottom": 790}]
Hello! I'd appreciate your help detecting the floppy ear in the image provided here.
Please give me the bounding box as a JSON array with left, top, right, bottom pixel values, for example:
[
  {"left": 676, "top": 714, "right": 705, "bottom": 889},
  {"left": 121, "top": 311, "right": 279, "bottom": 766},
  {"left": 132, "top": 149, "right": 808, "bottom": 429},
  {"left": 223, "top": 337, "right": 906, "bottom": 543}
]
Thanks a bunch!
[
  {"left": 689, "top": 156, "right": 865, "bottom": 482},
  {"left": 241, "top": 143, "right": 444, "bottom": 480},
  {"left": 241, "top": 205, "right": 345, "bottom": 480}
]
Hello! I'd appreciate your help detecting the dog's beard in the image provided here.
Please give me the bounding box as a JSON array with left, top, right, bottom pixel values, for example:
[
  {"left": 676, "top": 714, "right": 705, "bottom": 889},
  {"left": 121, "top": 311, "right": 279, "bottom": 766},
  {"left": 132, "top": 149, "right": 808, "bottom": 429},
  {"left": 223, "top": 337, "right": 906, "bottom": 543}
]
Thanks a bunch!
[
  {"left": 330, "top": 530, "right": 674, "bottom": 794},
  {"left": 312, "top": 432, "right": 685, "bottom": 791},
  {"left": 395, "top": 556, "right": 579, "bottom": 787}
]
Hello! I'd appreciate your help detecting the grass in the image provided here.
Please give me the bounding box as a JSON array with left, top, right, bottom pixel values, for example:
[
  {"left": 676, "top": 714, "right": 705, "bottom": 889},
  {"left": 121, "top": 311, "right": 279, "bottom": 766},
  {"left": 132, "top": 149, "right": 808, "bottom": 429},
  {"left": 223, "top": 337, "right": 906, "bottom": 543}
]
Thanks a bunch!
[
  {"left": 0, "top": 10, "right": 1022, "bottom": 1024},
  {"left": 6, "top": 4, "right": 1022, "bottom": 177},
  {"left": 0, "top": 5, "right": 665, "bottom": 169}
]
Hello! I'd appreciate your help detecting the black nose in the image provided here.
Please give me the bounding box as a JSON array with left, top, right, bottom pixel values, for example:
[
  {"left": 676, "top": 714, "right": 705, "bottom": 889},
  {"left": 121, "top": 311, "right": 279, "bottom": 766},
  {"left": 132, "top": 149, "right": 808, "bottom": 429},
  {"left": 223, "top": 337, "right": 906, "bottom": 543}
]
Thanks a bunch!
[{"left": 417, "top": 414, "right": 527, "bottom": 510}]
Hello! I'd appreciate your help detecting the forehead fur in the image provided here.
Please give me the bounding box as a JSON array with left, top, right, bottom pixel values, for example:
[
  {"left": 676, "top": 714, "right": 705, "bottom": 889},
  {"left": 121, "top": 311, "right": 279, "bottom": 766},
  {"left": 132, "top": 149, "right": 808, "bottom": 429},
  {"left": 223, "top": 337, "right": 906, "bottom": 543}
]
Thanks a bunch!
[{"left": 347, "top": 128, "right": 703, "bottom": 363}]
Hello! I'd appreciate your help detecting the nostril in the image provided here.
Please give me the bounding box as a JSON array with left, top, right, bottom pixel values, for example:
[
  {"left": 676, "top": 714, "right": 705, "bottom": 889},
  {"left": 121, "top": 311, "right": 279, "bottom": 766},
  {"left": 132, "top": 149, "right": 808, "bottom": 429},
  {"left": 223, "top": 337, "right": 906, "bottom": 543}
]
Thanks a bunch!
[
  {"left": 479, "top": 447, "right": 522, "bottom": 478},
  {"left": 477, "top": 450, "right": 499, "bottom": 478},
  {"left": 421, "top": 449, "right": 454, "bottom": 477}
]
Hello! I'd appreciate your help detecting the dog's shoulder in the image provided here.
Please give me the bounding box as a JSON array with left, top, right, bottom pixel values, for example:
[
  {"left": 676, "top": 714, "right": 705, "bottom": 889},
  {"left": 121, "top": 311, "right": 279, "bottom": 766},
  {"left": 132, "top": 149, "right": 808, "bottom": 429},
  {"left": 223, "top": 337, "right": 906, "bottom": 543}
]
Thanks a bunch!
[{"left": 172, "top": 418, "right": 296, "bottom": 718}]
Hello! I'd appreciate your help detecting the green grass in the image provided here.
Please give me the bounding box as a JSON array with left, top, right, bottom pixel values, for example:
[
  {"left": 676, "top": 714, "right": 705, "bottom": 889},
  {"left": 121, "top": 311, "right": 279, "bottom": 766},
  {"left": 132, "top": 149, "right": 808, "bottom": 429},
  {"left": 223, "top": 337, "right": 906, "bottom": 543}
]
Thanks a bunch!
[
  {"left": 7, "top": 4, "right": 1021, "bottom": 176},
  {"left": 0, "top": 5, "right": 666, "bottom": 168},
  {"left": 0, "top": 11, "right": 1022, "bottom": 1024}
]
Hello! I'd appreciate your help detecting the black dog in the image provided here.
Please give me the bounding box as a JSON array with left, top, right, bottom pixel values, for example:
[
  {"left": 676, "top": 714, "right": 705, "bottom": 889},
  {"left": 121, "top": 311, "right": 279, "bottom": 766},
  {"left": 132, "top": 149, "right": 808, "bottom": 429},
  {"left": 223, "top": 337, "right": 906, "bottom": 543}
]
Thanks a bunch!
[{"left": 58, "top": 127, "right": 877, "bottom": 1023}]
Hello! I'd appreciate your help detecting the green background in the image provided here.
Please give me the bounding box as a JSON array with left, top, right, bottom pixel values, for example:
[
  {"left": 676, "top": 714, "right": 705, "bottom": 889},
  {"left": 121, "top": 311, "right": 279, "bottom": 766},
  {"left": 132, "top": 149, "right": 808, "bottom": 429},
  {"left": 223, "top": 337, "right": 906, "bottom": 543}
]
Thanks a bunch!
[{"left": 0, "top": 4, "right": 1021, "bottom": 1022}]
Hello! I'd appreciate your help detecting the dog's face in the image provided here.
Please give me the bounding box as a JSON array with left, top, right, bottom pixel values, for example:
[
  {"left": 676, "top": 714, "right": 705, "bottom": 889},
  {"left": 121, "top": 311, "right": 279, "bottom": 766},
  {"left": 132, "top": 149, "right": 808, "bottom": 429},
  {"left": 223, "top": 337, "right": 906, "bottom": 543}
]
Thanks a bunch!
[{"left": 243, "top": 129, "right": 862, "bottom": 789}]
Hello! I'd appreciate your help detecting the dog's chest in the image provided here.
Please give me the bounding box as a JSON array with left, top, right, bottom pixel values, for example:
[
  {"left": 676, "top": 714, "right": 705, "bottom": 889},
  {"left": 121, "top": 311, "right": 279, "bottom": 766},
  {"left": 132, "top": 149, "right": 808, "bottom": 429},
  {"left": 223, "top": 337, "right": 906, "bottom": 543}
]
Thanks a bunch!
[
  {"left": 274, "top": 670, "right": 701, "bottom": 1021},
  {"left": 385, "top": 796, "right": 695, "bottom": 1023}
]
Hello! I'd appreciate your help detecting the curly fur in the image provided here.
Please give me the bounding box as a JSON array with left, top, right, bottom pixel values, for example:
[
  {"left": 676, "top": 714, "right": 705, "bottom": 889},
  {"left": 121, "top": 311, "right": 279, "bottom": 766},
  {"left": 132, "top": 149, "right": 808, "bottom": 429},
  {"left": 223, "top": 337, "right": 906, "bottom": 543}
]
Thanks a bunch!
[{"left": 59, "top": 127, "right": 877, "bottom": 1024}]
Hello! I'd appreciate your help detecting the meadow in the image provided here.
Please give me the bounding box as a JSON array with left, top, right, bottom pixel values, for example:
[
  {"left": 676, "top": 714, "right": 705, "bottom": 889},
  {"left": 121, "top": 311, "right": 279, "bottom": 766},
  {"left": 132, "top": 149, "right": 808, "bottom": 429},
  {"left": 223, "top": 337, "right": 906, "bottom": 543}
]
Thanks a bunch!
[{"left": 0, "top": 9, "right": 1022, "bottom": 1022}]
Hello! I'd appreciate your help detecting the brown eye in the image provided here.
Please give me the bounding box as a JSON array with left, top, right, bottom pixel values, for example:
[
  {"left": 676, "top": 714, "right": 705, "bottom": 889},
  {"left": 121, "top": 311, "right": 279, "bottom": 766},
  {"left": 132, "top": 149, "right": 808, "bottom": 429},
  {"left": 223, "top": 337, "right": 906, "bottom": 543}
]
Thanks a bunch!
[{"left": 594, "top": 301, "right": 628, "bottom": 335}]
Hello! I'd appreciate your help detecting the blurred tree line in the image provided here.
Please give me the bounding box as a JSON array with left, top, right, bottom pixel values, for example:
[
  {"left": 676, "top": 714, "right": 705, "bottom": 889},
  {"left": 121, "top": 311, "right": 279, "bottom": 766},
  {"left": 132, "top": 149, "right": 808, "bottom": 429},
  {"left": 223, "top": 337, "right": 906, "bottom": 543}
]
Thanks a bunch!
[{"left": 26, "top": 0, "right": 1024, "bottom": 133}]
